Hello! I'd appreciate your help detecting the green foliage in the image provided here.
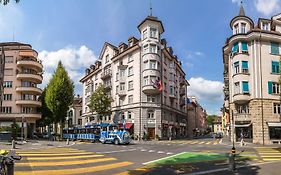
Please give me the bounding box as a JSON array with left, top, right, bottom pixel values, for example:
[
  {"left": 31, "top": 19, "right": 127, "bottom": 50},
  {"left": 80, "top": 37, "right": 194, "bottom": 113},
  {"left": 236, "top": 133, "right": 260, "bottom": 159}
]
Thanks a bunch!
[
  {"left": 36, "top": 88, "right": 54, "bottom": 127},
  {"left": 45, "top": 61, "right": 74, "bottom": 124},
  {"left": 206, "top": 115, "right": 216, "bottom": 126},
  {"left": 88, "top": 85, "right": 112, "bottom": 120},
  {"left": 0, "top": 0, "right": 20, "bottom": 5}
]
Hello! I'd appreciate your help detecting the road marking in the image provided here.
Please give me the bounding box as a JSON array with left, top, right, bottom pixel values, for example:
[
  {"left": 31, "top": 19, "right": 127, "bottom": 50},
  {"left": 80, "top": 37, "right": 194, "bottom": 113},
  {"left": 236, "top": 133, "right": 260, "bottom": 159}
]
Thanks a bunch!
[
  {"left": 15, "top": 161, "right": 134, "bottom": 175},
  {"left": 157, "top": 151, "right": 165, "bottom": 154},
  {"left": 198, "top": 141, "right": 205, "bottom": 144},
  {"left": 143, "top": 152, "right": 185, "bottom": 165},
  {"left": 16, "top": 157, "right": 116, "bottom": 167},
  {"left": 18, "top": 152, "right": 92, "bottom": 157},
  {"left": 205, "top": 141, "right": 212, "bottom": 145},
  {"left": 166, "top": 152, "right": 174, "bottom": 155},
  {"left": 148, "top": 150, "right": 155, "bottom": 152},
  {"left": 96, "top": 149, "right": 136, "bottom": 154},
  {"left": 26, "top": 154, "right": 104, "bottom": 161},
  {"left": 140, "top": 149, "right": 147, "bottom": 152}
]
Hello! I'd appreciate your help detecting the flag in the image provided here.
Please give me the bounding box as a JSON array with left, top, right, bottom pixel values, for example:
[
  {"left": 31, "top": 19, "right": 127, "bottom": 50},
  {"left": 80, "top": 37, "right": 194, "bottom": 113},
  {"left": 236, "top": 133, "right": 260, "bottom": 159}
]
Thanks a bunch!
[{"left": 151, "top": 78, "right": 163, "bottom": 91}]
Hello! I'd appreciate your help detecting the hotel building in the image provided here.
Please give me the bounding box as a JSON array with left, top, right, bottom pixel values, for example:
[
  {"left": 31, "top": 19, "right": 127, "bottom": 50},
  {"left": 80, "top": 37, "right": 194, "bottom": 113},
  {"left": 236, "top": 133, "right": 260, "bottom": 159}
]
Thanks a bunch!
[
  {"left": 80, "top": 15, "right": 189, "bottom": 140},
  {"left": 223, "top": 4, "right": 281, "bottom": 144}
]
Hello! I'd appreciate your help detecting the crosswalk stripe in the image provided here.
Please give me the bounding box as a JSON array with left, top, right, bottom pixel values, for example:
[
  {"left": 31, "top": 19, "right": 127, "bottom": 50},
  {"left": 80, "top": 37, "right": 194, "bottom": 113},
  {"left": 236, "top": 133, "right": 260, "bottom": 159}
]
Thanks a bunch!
[
  {"left": 18, "top": 152, "right": 92, "bottom": 156},
  {"left": 15, "top": 161, "right": 134, "bottom": 175},
  {"left": 198, "top": 141, "right": 205, "bottom": 144},
  {"left": 205, "top": 141, "right": 212, "bottom": 145},
  {"left": 26, "top": 154, "right": 104, "bottom": 161},
  {"left": 16, "top": 157, "right": 116, "bottom": 167}
]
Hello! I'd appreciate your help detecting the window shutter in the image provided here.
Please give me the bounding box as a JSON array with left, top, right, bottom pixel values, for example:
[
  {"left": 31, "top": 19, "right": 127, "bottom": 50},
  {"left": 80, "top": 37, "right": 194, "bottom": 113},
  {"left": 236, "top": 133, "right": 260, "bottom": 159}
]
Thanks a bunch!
[
  {"left": 271, "top": 42, "right": 279, "bottom": 55},
  {"left": 272, "top": 61, "right": 280, "bottom": 73},
  {"left": 232, "top": 43, "right": 239, "bottom": 54},
  {"left": 268, "top": 81, "right": 273, "bottom": 94},
  {"left": 242, "top": 81, "right": 249, "bottom": 92},
  {"left": 241, "top": 42, "right": 248, "bottom": 51},
  {"left": 242, "top": 61, "right": 248, "bottom": 69}
]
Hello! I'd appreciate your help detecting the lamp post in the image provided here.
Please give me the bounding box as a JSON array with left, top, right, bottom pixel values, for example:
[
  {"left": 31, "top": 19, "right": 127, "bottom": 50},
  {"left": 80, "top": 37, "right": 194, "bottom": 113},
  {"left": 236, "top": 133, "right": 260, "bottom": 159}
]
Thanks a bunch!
[{"left": 21, "top": 116, "right": 25, "bottom": 143}]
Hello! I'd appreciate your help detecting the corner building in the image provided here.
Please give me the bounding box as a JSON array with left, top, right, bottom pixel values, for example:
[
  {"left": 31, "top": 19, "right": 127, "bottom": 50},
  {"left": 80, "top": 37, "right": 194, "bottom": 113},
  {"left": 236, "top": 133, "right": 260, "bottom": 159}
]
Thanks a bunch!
[
  {"left": 223, "top": 5, "right": 281, "bottom": 144},
  {"left": 0, "top": 42, "right": 43, "bottom": 138},
  {"left": 80, "top": 15, "right": 189, "bottom": 140}
]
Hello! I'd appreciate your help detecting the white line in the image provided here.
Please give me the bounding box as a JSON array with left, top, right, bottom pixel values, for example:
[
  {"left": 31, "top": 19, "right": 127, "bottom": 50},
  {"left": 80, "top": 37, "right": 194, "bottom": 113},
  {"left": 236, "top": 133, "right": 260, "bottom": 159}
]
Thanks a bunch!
[
  {"left": 148, "top": 150, "right": 155, "bottom": 152},
  {"left": 143, "top": 152, "right": 186, "bottom": 165},
  {"left": 141, "top": 149, "right": 147, "bottom": 152},
  {"left": 184, "top": 160, "right": 281, "bottom": 175},
  {"left": 157, "top": 151, "right": 165, "bottom": 154},
  {"left": 96, "top": 149, "right": 136, "bottom": 154},
  {"left": 166, "top": 152, "right": 174, "bottom": 155}
]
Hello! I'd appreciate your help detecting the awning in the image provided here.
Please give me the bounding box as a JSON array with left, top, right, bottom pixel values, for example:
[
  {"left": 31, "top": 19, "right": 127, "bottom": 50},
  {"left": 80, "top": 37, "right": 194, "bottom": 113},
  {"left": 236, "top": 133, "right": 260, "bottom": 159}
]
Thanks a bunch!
[
  {"left": 268, "top": 122, "right": 281, "bottom": 127},
  {"left": 235, "top": 123, "right": 252, "bottom": 127},
  {"left": 119, "top": 123, "right": 134, "bottom": 129}
]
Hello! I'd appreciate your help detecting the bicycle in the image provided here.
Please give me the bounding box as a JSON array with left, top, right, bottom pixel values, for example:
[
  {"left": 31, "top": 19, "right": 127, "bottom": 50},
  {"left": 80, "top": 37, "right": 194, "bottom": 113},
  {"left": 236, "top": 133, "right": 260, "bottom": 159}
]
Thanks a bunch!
[{"left": 0, "top": 150, "right": 22, "bottom": 175}]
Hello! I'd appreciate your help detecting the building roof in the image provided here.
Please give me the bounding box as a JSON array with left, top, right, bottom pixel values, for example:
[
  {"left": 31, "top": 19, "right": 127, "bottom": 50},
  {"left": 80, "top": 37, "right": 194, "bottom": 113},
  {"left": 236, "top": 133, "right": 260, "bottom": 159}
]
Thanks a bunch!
[
  {"left": 239, "top": 2, "right": 245, "bottom": 16},
  {"left": 137, "top": 15, "right": 164, "bottom": 33},
  {"left": 0, "top": 42, "right": 31, "bottom": 47}
]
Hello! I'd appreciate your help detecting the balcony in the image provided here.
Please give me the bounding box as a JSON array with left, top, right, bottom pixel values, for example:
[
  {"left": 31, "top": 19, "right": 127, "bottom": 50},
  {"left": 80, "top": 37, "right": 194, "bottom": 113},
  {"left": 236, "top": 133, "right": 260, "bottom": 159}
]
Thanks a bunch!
[
  {"left": 17, "top": 59, "right": 43, "bottom": 72},
  {"left": 142, "top": 69, "right": 160, "bottom": 78},
  {"left": 101, "top": 70, "right": 112, "bottom": 79},
  {"left": 169, "top": 94, "right": 176, "bottom": 99},
  {"left": 118, "top": 90, "right": 127, "bottom": 96},
  {"left": 16, "top": 86, "right": 42, "bottom": 95},
  {"left": 142, "top": 85, "right": 161, "bottom": 94},
  {"left": 19, "top": 51, "right": 38, "bottom": 58},
  {"left": 104, "top": 83, "right": 112, "bottom": 91},
  {"left": 234, "top": 113, "right": 251, "bottom": 121},
  {"left": 16, "top": 99, "right": 42, "bottom": 107},
  {"left": 16, "top": 73, "right": 43, "bottom": 84},
  {"left": 233, "top": 93, "right": 250, "bottom": 104}
]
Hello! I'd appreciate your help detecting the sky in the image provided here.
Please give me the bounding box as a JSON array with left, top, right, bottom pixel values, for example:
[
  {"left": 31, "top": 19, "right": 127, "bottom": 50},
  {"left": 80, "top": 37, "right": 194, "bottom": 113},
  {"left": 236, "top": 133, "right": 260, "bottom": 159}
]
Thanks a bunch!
[{"left": 1, "top": 0, "right": 280, "bottom": 115}]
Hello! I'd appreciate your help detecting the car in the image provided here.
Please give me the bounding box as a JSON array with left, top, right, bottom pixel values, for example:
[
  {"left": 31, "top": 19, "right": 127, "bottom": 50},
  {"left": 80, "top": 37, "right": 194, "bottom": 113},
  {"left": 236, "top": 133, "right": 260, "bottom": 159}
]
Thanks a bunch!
[{"left": 215, "top": 132, "right": 223, "bottom": 138}]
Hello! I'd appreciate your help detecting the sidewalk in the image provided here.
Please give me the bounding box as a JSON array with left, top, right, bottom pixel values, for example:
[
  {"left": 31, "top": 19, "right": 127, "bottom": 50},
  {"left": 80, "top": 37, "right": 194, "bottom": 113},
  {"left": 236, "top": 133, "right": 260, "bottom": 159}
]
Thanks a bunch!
[{"left": 0, "top": 139, "right": 74, "bottom": 150}]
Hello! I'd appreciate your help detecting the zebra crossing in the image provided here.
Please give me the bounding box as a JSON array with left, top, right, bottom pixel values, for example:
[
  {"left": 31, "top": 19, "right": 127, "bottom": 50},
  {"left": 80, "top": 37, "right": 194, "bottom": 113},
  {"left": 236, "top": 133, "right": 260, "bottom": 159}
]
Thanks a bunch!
[
  {"left": 149, "top": 139, "right": 222, "bottom": 146},
  {"left": 14, "top": 147, "right": 134, "bottom": 175},
  {"left": 255, "top": 147, "right": 281, "bottom": 162}
]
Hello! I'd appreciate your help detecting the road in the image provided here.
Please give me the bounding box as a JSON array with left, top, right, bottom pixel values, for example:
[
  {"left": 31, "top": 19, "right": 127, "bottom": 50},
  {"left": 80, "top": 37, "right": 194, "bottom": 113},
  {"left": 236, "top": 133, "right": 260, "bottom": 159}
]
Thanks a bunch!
[{"left": 12, "top": 138, "right": 281, "bottom": 175}]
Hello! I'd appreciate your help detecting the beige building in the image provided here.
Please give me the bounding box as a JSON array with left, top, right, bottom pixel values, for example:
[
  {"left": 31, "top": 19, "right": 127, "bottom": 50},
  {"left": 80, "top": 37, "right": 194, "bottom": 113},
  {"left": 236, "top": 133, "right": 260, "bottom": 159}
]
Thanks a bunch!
[
  {"left": 80, "top": 15, "right": 189, "bottom": 140},
  {"left": 186, "top": 97, "right": 207, "bottom": 138},
  {"left": 223, "top": 4, "right": 281, "bottom": 144},
  {"left": 0, "top": 42, "right": 43, "bottom": 138},
  {"left": 66, "top": 95, "right": 82, "bottom": 128}
]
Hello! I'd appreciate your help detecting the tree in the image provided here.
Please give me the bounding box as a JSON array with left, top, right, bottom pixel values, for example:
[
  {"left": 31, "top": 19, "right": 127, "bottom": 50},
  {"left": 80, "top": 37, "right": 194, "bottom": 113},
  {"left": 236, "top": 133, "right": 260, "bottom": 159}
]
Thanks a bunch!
[
  {"left": 45, "top": 61, "right": 74, "bottom": 135},
  {"left": 88, "top": 85, "right": 112, "bottom": 123},
  {"left": 0, "top": 0, "right": 20, "bottom": 5},
  {"left": 36, "top": 88, "right": 54, "bottom": 128},
  {"left": 207, "top": 115, "right": 216, "bottom": 132}
]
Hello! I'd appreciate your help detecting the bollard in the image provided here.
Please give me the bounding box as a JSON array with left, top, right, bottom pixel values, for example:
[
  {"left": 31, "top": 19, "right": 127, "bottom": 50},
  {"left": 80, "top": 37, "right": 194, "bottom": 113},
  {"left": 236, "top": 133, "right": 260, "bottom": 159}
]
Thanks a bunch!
[
  {"left": 6, "top": 159, "right": 14, "bottom": 175},
  {"left": 66, "top": 138, "right": 69, "bottom": 145},
  {"left": 11, "top": 140, "right": 16, "bottom": 149},
  {"left": 228, "top": 147, "right": 236, "bottom": 171}
]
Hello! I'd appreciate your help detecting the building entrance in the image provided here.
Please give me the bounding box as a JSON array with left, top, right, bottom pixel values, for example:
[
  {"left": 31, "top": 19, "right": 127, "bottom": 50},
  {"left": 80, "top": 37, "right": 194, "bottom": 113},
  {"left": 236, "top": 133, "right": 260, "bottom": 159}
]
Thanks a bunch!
[{"left": 148, "top": 128, "right": 155, "bottom": 139}]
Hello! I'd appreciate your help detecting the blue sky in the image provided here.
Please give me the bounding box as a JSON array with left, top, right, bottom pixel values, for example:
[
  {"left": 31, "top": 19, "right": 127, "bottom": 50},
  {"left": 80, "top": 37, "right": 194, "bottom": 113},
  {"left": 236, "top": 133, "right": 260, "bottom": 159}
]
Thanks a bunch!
[{"left": 1, "top": 0, "right": 280, "bottom": 115}]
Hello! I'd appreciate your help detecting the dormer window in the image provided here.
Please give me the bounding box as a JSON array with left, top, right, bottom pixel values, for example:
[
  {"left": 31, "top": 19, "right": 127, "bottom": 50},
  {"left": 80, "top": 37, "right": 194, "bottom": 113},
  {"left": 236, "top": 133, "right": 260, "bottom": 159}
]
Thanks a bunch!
[
  {"left": 105, "top": 54, "right": 109, "bottom": 63},
  {"left": 150, "top": 28, "right": 157, "bottom": 38},
  {"left": 234, "top": 24, "right": 239, "bottom": 34},
  {"left": 262, "top": 22, "right": 270, "bottom": 31},
  {"left": 143, "top": 29, "right": 148, "bottom": 40},
  {"left": 241, "top": 23, "right": 246, "bottom": 34}
]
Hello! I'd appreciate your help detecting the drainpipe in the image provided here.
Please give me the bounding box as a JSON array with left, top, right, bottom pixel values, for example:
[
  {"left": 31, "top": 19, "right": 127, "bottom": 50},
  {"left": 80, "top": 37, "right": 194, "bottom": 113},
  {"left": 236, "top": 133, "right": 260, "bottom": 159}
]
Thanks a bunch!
[{"left": 259, "top": 32, "right": 265, "bottom": 146}]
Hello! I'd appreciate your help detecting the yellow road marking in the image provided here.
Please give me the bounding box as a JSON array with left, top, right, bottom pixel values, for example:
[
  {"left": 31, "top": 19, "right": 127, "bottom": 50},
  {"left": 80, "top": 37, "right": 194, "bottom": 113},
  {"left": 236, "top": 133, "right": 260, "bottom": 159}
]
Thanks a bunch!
[
  {"left": 19, "top": 152, "right": 94, "bottom": 157},
  {"left": 198, "top": 141, "right": 205, "bottom": 144},
  {"left": 16, "top": 157, "right": 116, "bottom": 167},
  {"left": 17, "top": 151, "right": 87, "bottom": 154},
  {"left": 205, "top": 141, "right": 212, "bottom": 145},
  {"left": 26, "top": 154, "right": 104, "bottom": 161},
  {"left": 15, "top": 161, "right": 133, "bottom": 175},
  {"left": 190, "top": 141, "right": 199, "bottom": 144}
]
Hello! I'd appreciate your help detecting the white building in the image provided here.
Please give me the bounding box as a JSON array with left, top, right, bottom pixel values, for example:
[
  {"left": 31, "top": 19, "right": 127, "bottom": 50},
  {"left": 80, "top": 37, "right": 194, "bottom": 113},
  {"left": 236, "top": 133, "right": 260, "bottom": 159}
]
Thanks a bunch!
[{"left": 80, "top": 15, "right": 189, "bottom": 140}]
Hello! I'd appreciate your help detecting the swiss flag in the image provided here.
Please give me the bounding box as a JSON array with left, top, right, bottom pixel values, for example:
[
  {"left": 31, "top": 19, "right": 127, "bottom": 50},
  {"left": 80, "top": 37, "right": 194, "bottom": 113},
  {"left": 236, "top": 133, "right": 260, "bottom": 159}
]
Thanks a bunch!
[{"left": 152, "top": 78, "right": 163, "bottom": 91}]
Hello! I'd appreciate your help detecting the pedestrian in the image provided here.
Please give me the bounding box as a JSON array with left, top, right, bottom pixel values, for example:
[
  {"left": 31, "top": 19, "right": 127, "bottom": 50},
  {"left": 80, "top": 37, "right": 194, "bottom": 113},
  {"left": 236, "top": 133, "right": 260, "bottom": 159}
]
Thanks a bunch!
[{"left": 240, "top": 132, "right": 244, "bottom": 146}]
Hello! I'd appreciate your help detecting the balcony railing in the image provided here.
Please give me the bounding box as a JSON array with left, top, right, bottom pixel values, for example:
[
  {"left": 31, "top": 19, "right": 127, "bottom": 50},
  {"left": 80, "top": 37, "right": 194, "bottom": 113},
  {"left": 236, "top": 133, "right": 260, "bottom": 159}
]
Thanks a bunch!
[{"left": 101, "top": 70, "right": 112, "bottom": 79}]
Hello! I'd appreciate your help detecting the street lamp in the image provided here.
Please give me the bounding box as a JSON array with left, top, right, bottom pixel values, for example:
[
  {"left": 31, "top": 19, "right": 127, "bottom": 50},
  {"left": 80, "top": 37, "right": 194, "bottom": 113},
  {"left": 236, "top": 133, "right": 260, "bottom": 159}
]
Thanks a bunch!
[{"left": 21, "top": 116, "right": 25, "bottom": 143}]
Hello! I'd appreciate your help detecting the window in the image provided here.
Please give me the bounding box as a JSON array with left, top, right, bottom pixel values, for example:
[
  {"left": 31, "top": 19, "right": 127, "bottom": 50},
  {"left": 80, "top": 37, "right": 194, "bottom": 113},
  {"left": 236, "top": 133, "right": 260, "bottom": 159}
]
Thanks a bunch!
[
  {"left": 169, "top": 73, "right": 173, "bottom": 81},
  {"left": 149, "top": 60, "right": 157, "bottom": 69},
  {"left": 0, "top": 107, "right": 12, "bottom": 113},
  {"left": 150, "top": 44, "right": 157, "bottom": 53},
  {"left": 234, "top": 82, "right": 240, "bottom": 95},
  {"left": 128, "top": 66, "right": 133, "bottom": 76},
  {"left": 147, "top": 95, "right": 156, "bottom": 102},
  {"left": 128, "top": 111, "right": 132, "bottom": 119},
  {"left": 236, "top": 104, "right": 249, "bottom": 114},
  {"left": 116, "top": 85, "right": 119, "bottom": 93},
  {"left": 3, "top": 94, "right": 12, "bottom": 101},
  {"left": 78, "top": 119, "right": 82, "bottom": 125},
  {"left": 269, "top": 82, "right": 280, "bottom": 94},
  {"left": 120, "top": 83, "right": 125, "bottom": 91},
  {"left": 144, "top": 76, "right": 149, "bottom": 85},
  {"left": 144, "top": 60, "right": 149, "bottom": 69},
  {"left": 4, "top": 69, "right": 13, "bottom": 76},
  {"left": 148, "top": 111, "right": 154, "bottom": 118},
  {"left": 241, "top": 42, "right": 248, "bottom": 52},
  {"left": 242, "top": 61, "right": 249, "bottom": 74},
  {"left": 241, "top": 23, "right": 246, "bottom": 33},
  {"left": 164, "top": 96, "right": 167, "bottom": 104},
  {"left": 128, "top": 54, "right": 133, "bottom": 62},
  {"left": 105, "top": 54, "right": 109, "bottom": 63},
  {"left": 143, "top": 44, "right": 148, "bottom": 53},
  {"left": 273, "top": 103, "right": 281, "bottom": 114},
  {"left": 5, "top": 56, "right": 13, "bottom": 63},
  {"left": 119, "top": 98, "right": 124, "bottom": 106},
  {"left": 234, "top": 61, "right": 240, "bottom": 74},
  {"left": 262, "top": 22, "right": 270, "bottom": 31},
  {"left": 271, "top": 42, "right": 279, "bottom": 55},
  {"left": 234, "top": 24, "right": 239, "bottom": 34},
  {"left": 232, "top": 43, "right": 239, "bottom": 54},
  {"left": 242, "top": 81, "right": 249, "bottom": 93},
  {"left": 272, "top": 61, "right": 280, "bottom": 74},
  {"left": 116, "top": 72, "right": 119, "bottom": 81},
  {"left": 143, "top": 29, "right": 148, "bottom": 40},
  {"left": 22, "top": 107, "right": 36, "bottom": 114},
  {"left": 164, "top": 82, "right": 167, "bottom": 91},
  {"left": 3, "top": 81, "right": 12, "bottom": 88},
  {"left": 128, "top": 81, "right": 133, "bottom": 90},
  {"left": 170, "top": 86, "right": 174, "bottom": 94},
  {"left": 128, "top": 95, "right": 133, "bottom": 103},
  {"left": 150, "top": 28, "right": 157, "bottom": 38},
  {"left": 120, "top": 69, "right": 126, "bottom": 77}
]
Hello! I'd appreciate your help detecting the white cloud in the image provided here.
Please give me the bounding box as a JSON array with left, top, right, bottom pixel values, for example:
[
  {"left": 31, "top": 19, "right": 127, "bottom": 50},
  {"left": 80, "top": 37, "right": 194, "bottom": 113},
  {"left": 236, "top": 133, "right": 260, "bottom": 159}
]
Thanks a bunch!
[
  {"left": 187, "top": 77, "right": 224, "bottom": 115},
  {"left": 38, "top": 45, "right": 98, "bottom": 95},
  {"left": 0, "top": 4, "right": 24, "bottom": 41},
  {"left": 254, "top": 0, "right": 280, "bottom": 16},
  {"left": 194, "top": 51, "right": 204, "bottom": 56},
  {"left": 232, "top": 0, "right": 241, "bottom": 5}
]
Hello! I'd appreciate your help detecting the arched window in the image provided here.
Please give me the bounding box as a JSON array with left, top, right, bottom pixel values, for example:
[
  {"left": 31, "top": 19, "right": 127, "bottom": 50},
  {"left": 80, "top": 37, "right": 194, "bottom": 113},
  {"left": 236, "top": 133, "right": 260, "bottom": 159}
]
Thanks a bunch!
[{"left": 148, "top": 110, "right": 155, "bottom": 119}]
